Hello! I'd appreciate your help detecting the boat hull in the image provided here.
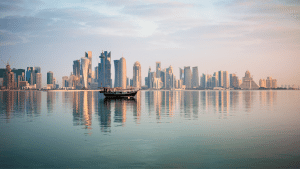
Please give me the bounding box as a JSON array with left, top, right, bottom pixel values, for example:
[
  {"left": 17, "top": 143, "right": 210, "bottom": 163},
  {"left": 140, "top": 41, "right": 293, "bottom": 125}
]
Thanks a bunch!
[{"left": 100, "top": 91, "right": 138, "bottom": 98}]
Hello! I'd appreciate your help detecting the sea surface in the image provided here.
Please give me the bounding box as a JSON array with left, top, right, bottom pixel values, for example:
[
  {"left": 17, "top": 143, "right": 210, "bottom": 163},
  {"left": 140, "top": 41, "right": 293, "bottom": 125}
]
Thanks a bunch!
[{"left": 0, "top": 90, "right": 299, "bottom": 168}]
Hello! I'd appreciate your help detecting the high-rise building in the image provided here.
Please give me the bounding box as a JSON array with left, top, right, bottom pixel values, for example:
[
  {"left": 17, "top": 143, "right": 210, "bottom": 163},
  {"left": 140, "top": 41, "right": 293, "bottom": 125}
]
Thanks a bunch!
[
  {"left": 36, "top": 73, "right": 42, "bottom": 89},
  {"left": 230, "top": 74, "right": 239, "bottom": 88},
  {"left": 259, "top": 79, "right": 266, "bottom": 88},
  {"left": 81, "top": 57, "right": 89, "bottom": 89},
  {"left": 218, "top": 70, "right": 223, "bottom": 87},
  {"left": 133, "top": 61, "right": 141, "bottom": 88},
  {"left": 3, "top": 64, "right": 15, "bottom": 89},
  {"left": 47, "top": 71, "right": 53, "bottom": 89},
  {"left": 223, "top": 71, "right": 229, "bottom": 88},
  {"left": 166, "top": 65, "right": 175, "bottom": 89},
  {"left": 85, "top": 51, "right": 92, "bottom": 84},
  {"left": 119, "top": 57, "right": 127, "bottom": 89},
  {"left": 47, "top": 71, "right": 53, "bottom": 84},
  {"left": 184, "top": 66, "right": 192, "bottom": 89},
  {"left": 26, "top": 67, "right": 34, "bottom": 85},
  {"left": 98, "top": 51, "right": 112, "bottom": 88},
  {"left": 266, "top": 77, "right": 273, "bottom": 88},
  {"left": 192, "top": 67, "right": 199, "bottom": 88},
  {"left": 156, "top": 62, "right": 161, "bottom": 78},
  {"left": 114, "top": 60, "right": 120, "bottom": 87},
  {"left": 200, "top": 74, "right": 207, "bottom": 88},
  {"left": 73, "top": 60, "right": 81, "bottom": 77},
  {"left": 239, "top": 70, "right": 259, "bottom": 89},
  {"left": 62, "top": 76, "right": 69, "bottom": 87}
]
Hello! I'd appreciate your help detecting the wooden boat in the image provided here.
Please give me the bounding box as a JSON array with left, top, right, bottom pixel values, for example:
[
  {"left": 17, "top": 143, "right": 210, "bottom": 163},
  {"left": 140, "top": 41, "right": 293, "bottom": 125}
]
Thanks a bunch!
[{"left": 99, "top": 87, "right": 139, "bottom": 98}]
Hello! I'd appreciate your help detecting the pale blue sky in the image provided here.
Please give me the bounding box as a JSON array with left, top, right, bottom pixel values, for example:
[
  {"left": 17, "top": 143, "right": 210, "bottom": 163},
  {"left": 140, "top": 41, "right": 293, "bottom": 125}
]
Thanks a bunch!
[{"left": 1, "top": 0, "right": 299, "bottom": 87}]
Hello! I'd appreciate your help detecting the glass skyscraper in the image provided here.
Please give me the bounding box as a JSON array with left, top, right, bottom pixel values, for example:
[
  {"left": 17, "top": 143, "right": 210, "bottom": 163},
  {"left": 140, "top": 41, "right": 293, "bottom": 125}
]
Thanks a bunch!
[{"left": 98, "top": 51, "right": 112, "bottom": 88}]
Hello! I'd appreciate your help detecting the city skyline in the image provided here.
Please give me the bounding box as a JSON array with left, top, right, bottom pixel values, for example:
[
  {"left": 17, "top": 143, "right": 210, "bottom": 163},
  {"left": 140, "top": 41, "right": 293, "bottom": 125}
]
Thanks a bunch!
[{"left": 0, "top": 1, "right": 299, "bottom": 87}]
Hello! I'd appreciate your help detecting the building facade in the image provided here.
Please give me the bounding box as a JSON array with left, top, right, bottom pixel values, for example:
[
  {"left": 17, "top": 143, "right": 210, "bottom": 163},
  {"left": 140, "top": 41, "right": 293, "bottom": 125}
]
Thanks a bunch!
[{"left": 133, "top": 61, "right": 141, "bottom": 88}]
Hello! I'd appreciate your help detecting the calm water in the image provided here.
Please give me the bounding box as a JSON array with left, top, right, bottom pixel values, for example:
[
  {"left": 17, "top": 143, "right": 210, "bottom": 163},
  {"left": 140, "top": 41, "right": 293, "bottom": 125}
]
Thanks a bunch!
[{"left": 0, "top": 90, "right": 299, "bottom": 168}]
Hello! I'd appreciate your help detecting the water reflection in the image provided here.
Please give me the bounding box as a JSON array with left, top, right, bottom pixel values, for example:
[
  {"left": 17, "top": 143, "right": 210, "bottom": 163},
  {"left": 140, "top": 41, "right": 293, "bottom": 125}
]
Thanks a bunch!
[
  {"left": 0, "top": 90, "right": 278, "bottom": 127},
  {"left": 0, "top": 91, "right": 41, "bottom": 122},
  {"left": 72, "top": 91, "right": 94, "bottom": 132}
]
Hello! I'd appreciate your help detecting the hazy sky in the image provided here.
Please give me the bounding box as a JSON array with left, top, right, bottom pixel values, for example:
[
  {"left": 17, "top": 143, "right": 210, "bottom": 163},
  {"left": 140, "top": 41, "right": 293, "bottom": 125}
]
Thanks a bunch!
[{"left": 1, "top": 0, "right": 299, "bottom": 87}]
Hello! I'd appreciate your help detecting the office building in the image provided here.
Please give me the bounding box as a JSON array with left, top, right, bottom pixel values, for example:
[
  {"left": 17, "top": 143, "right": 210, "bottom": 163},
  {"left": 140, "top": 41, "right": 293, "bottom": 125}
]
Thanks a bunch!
[
  {"left": 200, "top": 74, "right": 207, "bottom": 88},
  {"left": 26, "top": 67, "right": 34, "bottom": 85},
  {"left": 230, "top": 74, "right": 239, "bottom": 88},
  {"left": 239, "top": 70, "right": 259, "bottom": 89},
  {"left": 156, "top": 62, "right": 161, "bottom": 78},
  {"left": 192, "top": 67, "right": 199, "bottom": 88},
  {"left": 98, "top": 51, "right": 112, "bottom": 88},
  {"left": 73, "top": 60, "right": 81, "bottom": 77},
  {"left": 3, "top": 64, "right": 15, "bottom": 89},
  {"left": 184, "top": 66, "right": 192, "bottom": 88},
  {"left": 85, "top": 51, "right": 92, "bottom": 83},
  {"left": 47, "top": 71, "right": 53, "bottom": 89},
  {"left": 259, "top": 79, "right": 266, "bottom": 88},
  {"left": 119, "top": 57, "right": 127, "bottom": 89},
  {"left": 218, "top": 70, "right": 223, "bottom": 87},
  {"left": 62, "top": 76, "right": 69, "bottom": 87},
  {"left": 114, "top": 60, "right": 120, "bottom": 87},
  {"left": 133, "top": 61, "right": 141, "bottom": 88},
  {"left": 81, "top": 57, "right": 89, "bottom": 89},
  {"left": 223, "top": 71, "right": 229, "bottom": 88},
  {"left": 36, "top": 73, "right": 42, "bottom": 89}
]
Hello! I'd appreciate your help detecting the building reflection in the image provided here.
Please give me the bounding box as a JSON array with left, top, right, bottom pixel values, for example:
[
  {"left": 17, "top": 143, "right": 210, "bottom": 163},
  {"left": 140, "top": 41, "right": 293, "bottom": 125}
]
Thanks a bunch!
[
  {"left": 243, "top": 91, "right": 254, "bottom": 112},
  {"left": 71, "top": 91, "right": 93, "bottom": 134},
  {"left": 0, "top": 91, "right": 42, "bottom": 122},
  {"left": 192, "top": 91, "right": 199, "bottom": 119},
  {"left": 47, "top": 91, "right": 56, "bottom": 113},
  {"left": 230, "top": 91, "right": 240, "bottom": 111},
  {"left": 98, "top": 98, "right": 111, "bottom": 133},
  {"left": 132, "top": 91, "right": 141, "bottom": 124},
  {"left": 0, "top": 91, "right": 15, "bottom": 121}
]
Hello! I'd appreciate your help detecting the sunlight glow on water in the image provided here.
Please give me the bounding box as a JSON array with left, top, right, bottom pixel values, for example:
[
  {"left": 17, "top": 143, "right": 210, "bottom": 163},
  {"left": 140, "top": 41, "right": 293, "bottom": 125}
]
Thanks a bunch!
[{"left": 0, "top": 90, "right": 299, "bottom": 168}]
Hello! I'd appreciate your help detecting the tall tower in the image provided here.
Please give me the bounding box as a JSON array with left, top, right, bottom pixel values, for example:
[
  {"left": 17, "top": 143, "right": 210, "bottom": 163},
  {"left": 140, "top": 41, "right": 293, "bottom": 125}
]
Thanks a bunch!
[
  {"left": 3, "top": 64, "right": 15, "bottom": 90},
  {"left": 156, "top": 62, "right": 161, "bottom": 78},
  {"left": 192, "top": 66, "right": 199, "bottom": 88},
  {"left": 133, "top": 61, "right": 141, "bottom": 88},
  {"left": 114, "top": 60, "right": 120, "bottom": 87},
  {"left": 36, "top": 73, "right": 42, "bottom": 89},
  {"left": 223, "top": 71, "right": 228, "bottom": 88},
  {"left": 218, "top": 70, "right": 223, "bottom": 87},
  {"left": 119, "top": 57, "right": 127, "bottom": 89},
  {"left": 47, "top": 71, "right": 53, "bottom": 89},
  {"left": 81, "top": 57, "right": 89, "bottom": 89},
  {"left": 184, "top": 66, "right": 191, "bottom": 89},
  {"left": 98, "top": 51, "right": 112, "bottom": 88},
  {"left": 85, "top": 51, "right": 92, "bottom": 83}
]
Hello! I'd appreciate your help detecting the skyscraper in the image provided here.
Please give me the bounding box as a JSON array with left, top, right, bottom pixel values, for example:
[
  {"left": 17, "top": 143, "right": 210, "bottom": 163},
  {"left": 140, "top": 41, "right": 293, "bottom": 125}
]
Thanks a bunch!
[
  {"left": 156, "top": 62, "right": 161, "bottom": 78},
  {"left": 114, "top": 60, "right": 120, "bottom": 87},
  {"left": 200, "top": 73, "right": 207, "bottom": 88},
  {"left": 218, "top": 70, "right": 223, "bottom": 87},
  {"left": 26, "top": 67, "right": 34, "bottom": 85},
  {"left": 119, "top": 57, "right": 127, "bottom": 89},
  {"left": 81, "top": 57, "right": 89, "bottom": 89},
  {"left": 133, "top": 61, "right": 141, "bottom": 88},
  {"left": 73, "top": 60, "right": 80, "bottom": 77},
  {"left": 3, "top": 64, "right": 15, "bottom": 89},
  {"left": 239, "top": 70, "right": 259, "bottom": 89},
  {"left": 223, "top": 71, "right": 229, "bottom": 88},
  {"left": 179, "top": 68, "right": 184, "bottom": 85},
  {"left": 62, "top": 76, "right": 69, "bottom": 87},
  {"left": 36, "top": 73, "right": 42, "bottom": 89},
  {"left": 192, "top": 66, "right": 199, "bottom": 88},
  {"left": 184, "top": 66, "right": 192, "bottom": 88},
  {"left": 85, "top": 51, "right": 92, "bottom": 83},
  {"left": 47, "top": 71, "right": 53, "bottom": 89},
  {"left": 98, "top": 51, "right": 112, "bottom": 88}
]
